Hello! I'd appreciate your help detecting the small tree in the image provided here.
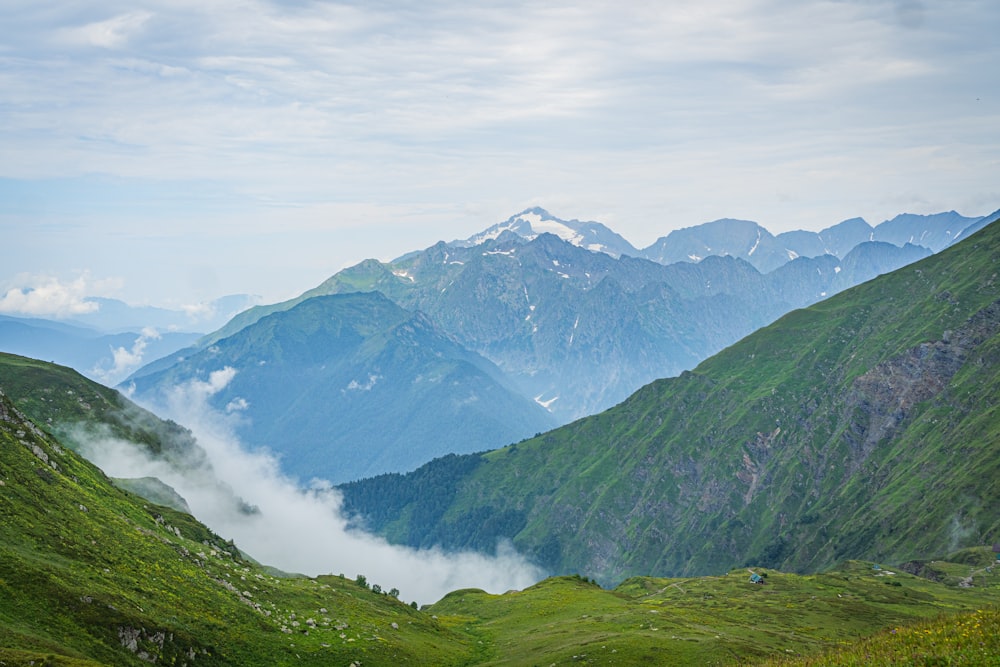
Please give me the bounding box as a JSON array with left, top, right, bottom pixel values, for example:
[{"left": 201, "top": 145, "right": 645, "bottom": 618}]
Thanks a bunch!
[
  {"left": 371, "top": 583, "right": 382, "bottom": 595},
  {"left": 388, "top": 587, "right": 400, "bottom": 598},
  {"left": 355, "top": 574, "right": 368, "bottom": 589}
]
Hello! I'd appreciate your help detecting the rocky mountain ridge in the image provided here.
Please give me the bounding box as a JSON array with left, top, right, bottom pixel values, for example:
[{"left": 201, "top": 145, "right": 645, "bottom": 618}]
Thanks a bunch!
[
  {"left": 199, "top": 229, "right": 932, "bottom": 423},
  {"left": 641, "top": 210, "right": 977, "bottom": 272},
  {"left": 123, "top": 207, "right": 988, "bottom": 485},
  {"left": 339, "top": 212, "right": 1000, "bottom": 583}
]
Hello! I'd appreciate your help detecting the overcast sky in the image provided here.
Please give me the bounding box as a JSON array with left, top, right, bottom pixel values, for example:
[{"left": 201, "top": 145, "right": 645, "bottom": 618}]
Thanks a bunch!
[{"left": 2, "top": 0, "right": 998, "bottom": 312}]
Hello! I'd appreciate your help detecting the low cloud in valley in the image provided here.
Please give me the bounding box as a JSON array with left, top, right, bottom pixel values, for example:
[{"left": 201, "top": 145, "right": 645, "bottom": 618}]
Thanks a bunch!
[{"left": 82, "top": 368, "right": 543, "bottom": 604}]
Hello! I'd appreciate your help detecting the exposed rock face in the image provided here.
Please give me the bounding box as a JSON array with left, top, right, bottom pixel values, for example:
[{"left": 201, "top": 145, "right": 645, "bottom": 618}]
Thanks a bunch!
[
  {"left": 0, "top": 388, "right": 62, "bottom": 475},
  {"left": 118, "top": 625, "right": 174, "bottom": 663},
  {"left": 843, "top": 298, "right": 1000, "bottom": 464},
  {"left": 738, "top": 427, "right": 781, "bottom": 505}
]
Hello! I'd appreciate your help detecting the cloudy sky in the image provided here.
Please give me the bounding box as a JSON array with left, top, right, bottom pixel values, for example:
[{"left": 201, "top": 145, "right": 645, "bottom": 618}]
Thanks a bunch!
[{"left": 2, "top": 0, "right": 998, "bottom": 312}]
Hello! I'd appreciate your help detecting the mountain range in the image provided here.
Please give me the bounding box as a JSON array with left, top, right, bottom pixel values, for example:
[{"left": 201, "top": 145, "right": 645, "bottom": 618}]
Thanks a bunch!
[
  {"left": 461, "top": 207, "right": 979, "bottom": 272},
  {"left": 125, "top": 291, "right": 556, "bottom": 483},
  {"left": 119, "top": 208, "right": 978, "bottom": 486},
  {"left": 338, "top": 211, "right": 1000, "bottom": 584},
  {"left": 0, "top": 294, "right": 260, "bottom": 386},
  {"left": 188, "top": 208, "right": 980, "bottom": 423},
  {"left": 641, "top": 210, "right": 976, "bottom": 272},
  {"left": 0, "top": 314, "right": 200, "bottom": 386}
]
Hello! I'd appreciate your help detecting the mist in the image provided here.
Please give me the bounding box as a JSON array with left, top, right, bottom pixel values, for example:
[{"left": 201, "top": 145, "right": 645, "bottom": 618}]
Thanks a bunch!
[
  {"left": 83, "top": 368, "right": 545, "bottom": 604},
  {"left": 91, "top": 326, "right": 161, "bottom": 386}
]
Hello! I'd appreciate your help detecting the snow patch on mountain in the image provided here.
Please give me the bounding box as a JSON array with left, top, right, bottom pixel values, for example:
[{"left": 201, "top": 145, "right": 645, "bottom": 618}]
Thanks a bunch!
[
  {"left": 345, "top": 374, "right": 380, "bottom": 392},
  {"left": 457, "top": 207, "right": 639, "bottom": 258},
  {"left": 534, "top": 394, "right": 559, "bottom": 410},
  {"left": 392, "top": 270, "right": 415, "bottom": 283}
]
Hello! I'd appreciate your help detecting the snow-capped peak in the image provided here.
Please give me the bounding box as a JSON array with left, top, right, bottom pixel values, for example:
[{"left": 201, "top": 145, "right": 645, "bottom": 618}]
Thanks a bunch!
[{"left": 455, "top": 207, "right": 639, "bottom": 258}]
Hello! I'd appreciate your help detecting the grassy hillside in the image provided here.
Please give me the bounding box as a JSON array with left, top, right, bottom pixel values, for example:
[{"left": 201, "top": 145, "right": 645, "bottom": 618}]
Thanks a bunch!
[
  {"left": 0, "top": 352, "right": 203, "bottom": 466},
  {"left": 423, "top": 558, "right": 1000, "bottom": 666},
  {"left": 0, "top": 387, "right": 477, "bottom": 665},
  {"left": 3, "top": 356, "right": 1000, "bottom": 665},
  {"left": 755, "top": 607, "right": 1000, "bottom": 666},
  {"left": 341, "top": 214, "right": 1000, "bottom": 583}
]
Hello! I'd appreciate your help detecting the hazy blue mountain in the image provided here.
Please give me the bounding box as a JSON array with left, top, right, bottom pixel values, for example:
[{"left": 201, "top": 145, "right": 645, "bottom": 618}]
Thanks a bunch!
[
  {"left": 454, "top": 207, "right": 641, "bottom": 258},
  {"left": 777, "top": 216, "right": 874, "bottom": 259},
  {"left": 317, "top": 231, "right": 939, "bottom": 419},
  {"left": 813, "top": 217, "right": 876, "bottom": 257},
  {"left": 642, "top": 218, "right": 796, "bottom": 273},
  {"left": 639, "top": 212, "right": 980, "bottom": 272},
  {"left": 947, "top": 207, "right": 1000, "bottom": 246},
  {"left": 872, "top": 211, "right": 977, "bottom": 252},
  {"left": 773, "top": 228, "right": 830, "bottom": 258},
  {"left": 830, "top": 241, "right": 933, "bottom": 292},
  {"left": 180, "top": 220, "right": 939, "bottom": 426},
  {"left": 0, "top": 314, "right": 200, "bottom": 385},
  {"left": 68, "top": 294, "right": 261, "bottom": 333},
  {"left": 126, "top": 291, "right": 557, "bottom": 483},
  {"left": 295, "top": 233, "right": 805, "bottom": 421},
  {"left": 122, "top": 207, "right": 964, "bottom": 489}
]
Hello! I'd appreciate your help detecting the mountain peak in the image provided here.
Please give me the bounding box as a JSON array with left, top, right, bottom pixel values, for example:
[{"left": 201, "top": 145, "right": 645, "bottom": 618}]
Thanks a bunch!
[
  {"left": 513, "top": 206, "right": 554, "bottom": 218},
  {"left": 456, "top": 208, "right": 639, "bottom": 259},
  {"left": 873, "top": 210, "right": 979, "bottom": 252},
  {"left": 642, "top": 218, "right": 792, "bottom": 272}
]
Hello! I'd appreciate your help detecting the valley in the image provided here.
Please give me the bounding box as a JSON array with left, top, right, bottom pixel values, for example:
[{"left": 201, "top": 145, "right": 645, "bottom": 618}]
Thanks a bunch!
[
  {"left": 7, "top": 0, "right": 999, "bottom": 661},
  {"left": 2, "top": 385, "right": 999, "bottom": 665},
  {"left": 1, "top": 208, "right": 999, "bottom": 665}
]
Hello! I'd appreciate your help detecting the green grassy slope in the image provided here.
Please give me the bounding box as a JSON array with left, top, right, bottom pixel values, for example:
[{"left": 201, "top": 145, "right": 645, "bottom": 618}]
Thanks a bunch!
[
  {"left": 0, "top": 352, "right": 203, "bottom": 465},
  {"left": 0, "top": 388, "right": 476, "bottom": 666},
  {"left": 754, "top": 607, "right": 1000, "bottom": 666},
  {"left": 425, "top": 558, "right": 1000, "bottom": 666},
  {"left": 342, "top": 215, "right": 1000, "bottom": 584},
  {"left": 3, "top": 357, "right": 1000, "bottom": 665}
]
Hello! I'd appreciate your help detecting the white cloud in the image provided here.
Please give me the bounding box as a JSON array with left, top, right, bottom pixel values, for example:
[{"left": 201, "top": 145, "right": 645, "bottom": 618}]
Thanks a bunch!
[
  {"left": 78, "top": 371, "right": 544, "bottom": 604},
  {"left": 179, "top": 301, "right": 215, "bottom": 319},
  {"left": 192, "top": 366, "right": 238, "bottom": 398},
  {"left": 0, "top": 272, "right": 120, "bottom": 317},
  {"left": 56, "top": 11, "right": 153, "bottom": 49},
  {"left": 8, "top": 0, "right": 989, "bottom": 176},
  {"left": 1, "top": 0, "right": 997, "bottom": 305},
  {"left": 91, "top": 326, "right": 162, "bottom": 386},
  {"left": 225, "top": 397, "right": 249, "bottom": 412}
]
